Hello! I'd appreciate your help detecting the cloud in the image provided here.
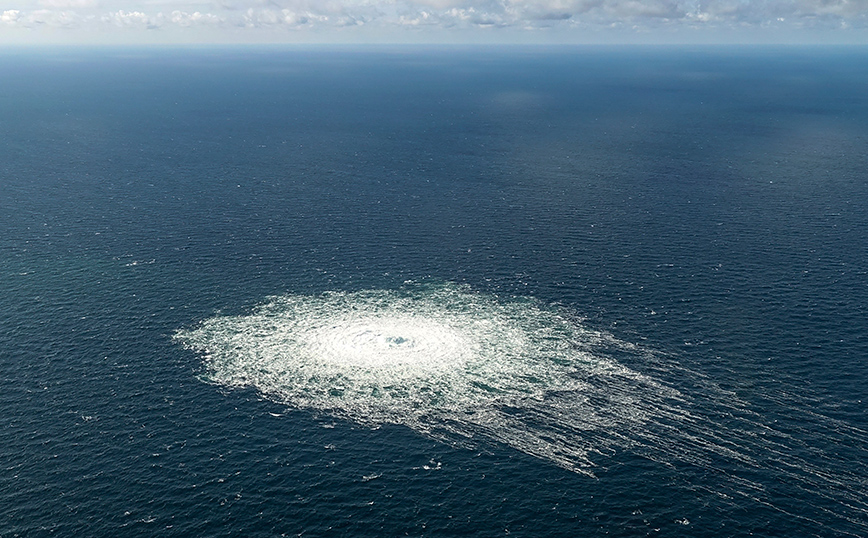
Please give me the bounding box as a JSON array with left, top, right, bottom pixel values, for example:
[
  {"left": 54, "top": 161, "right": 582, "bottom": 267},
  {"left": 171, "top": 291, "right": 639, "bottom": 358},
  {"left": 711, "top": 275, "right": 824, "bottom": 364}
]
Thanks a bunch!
[
  {"left": 240, "top": 7, "right": 330, "bottom": 27},
  {"left": 102, "top": 9, "right": 162, "bottom": 28},
  {"left": 690, "top": 0, "right": 868, "bottom": 26},
  {"left": 170, "top": 9, "right": 221, "bottom": 25},
  {"left": 2, "top": 7, "right": 88, "bottom": 27},
  {"left": 384, "top": 0, "right": 698, "bottom": 29},
  {"left": 0, "top": 0, "right": 866, "bottom": 41},
  {"left": 1, "top": 9, "right": 21, "bottom": 23}
]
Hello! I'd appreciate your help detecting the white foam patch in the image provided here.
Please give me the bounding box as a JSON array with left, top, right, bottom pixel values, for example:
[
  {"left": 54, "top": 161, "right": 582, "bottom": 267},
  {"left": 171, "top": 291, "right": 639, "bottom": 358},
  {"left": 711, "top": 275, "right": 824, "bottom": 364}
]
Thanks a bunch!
[
  {"left": 175, "top": 282, "right": 868, "bottom": 532},
  {"left": 175, "top": 282, "right": 688, "bottom": 474}
]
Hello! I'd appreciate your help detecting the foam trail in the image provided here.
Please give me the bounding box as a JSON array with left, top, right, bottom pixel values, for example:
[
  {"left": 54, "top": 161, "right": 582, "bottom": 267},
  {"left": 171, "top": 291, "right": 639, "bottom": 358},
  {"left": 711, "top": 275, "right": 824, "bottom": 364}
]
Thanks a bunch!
[{"left": 175, "top": 282, "right": 868, "bottom": 534}]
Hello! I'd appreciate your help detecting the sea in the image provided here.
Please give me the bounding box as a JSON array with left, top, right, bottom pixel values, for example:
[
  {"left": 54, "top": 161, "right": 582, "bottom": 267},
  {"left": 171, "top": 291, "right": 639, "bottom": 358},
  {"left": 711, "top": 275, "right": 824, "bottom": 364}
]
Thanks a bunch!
[{"left": 1, "top": 46, "right": 867, "bottom": 537}]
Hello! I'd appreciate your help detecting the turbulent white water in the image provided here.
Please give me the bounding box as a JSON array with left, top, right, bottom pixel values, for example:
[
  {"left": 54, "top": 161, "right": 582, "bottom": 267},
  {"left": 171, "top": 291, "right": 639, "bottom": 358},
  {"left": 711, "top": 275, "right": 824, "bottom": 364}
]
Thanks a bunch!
[
  {"left": 174, "top": 282, "right": 699, "bottom": 474},
  {"left": 174, "top": 282, "right": 868, "bottom": 532}
]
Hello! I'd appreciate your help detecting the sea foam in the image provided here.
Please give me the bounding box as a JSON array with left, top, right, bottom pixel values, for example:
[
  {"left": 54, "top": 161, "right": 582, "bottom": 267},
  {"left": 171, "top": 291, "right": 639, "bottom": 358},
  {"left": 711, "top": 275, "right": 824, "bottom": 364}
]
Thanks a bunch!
[
  {"left": 174, "top": 282, "right": 684, "bottom": 473},
  {"left": 174, "top": 282, "right": 868, "bottom": 533}
]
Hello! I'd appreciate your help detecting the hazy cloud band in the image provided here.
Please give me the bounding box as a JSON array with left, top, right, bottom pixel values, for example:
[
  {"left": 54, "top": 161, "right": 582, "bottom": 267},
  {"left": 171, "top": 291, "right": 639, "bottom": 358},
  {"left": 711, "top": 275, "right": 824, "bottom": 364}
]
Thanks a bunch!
[{"left": 2, "top": 0, "right": 867, "bottom": 42}]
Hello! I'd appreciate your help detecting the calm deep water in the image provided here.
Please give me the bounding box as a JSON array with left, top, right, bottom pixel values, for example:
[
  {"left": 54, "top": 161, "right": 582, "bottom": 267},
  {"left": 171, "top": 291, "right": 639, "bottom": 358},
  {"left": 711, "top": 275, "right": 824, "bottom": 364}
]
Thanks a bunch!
[{"left": 2, "top": 47, "right": 867, "bottom": 537}]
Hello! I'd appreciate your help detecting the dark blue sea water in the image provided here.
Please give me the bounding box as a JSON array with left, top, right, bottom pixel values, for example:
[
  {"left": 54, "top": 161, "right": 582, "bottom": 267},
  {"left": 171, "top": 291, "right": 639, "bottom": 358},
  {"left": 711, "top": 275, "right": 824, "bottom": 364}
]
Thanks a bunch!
[{"left": 2, "top": 46, "right": 867, "bottom": 537}]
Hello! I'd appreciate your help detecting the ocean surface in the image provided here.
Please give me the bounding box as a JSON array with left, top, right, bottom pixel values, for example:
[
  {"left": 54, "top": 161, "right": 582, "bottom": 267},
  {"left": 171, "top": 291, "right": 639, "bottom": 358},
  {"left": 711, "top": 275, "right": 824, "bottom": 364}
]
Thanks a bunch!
[{"left": 2, "top": 46, "right": 867, "bottom": 537}]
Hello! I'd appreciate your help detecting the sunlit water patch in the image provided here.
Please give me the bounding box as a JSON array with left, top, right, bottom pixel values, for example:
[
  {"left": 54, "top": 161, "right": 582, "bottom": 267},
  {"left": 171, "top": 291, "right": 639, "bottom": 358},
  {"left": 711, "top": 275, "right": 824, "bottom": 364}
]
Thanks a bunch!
[{"left": 175, "top": 282, "right": 868, "bottom": 533}]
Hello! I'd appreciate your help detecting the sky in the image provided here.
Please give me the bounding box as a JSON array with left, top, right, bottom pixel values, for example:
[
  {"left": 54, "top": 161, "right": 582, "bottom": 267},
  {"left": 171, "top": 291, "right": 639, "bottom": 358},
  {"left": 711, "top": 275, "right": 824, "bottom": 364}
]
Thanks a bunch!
[{"left": 1, "top": 0, "right": 867, "bottom": 45}]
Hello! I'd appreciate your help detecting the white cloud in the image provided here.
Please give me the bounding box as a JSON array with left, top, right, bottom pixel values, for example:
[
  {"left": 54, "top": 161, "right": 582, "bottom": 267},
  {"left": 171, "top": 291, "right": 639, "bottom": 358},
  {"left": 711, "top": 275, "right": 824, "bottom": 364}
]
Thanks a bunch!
[
  {"left": 241, "top": 7, "right": 329, "bottom": 27},
  {"left": 690, "top": 0, "right": 868, "bottom": 26},
  {"left": 102, "top": 9, "right": 162, "bottom": 28},
  {"left": 2, "top": 7, "right": 89, "bottom": 27},
  {"left": 0, "top": 0, "right": 866, "bottom": 42},
  {"left": 1, "top": 9, "right": 21, "bottom": 24},
  {"left": 169, "top": 9, "right": 221, "bottom": 25}
]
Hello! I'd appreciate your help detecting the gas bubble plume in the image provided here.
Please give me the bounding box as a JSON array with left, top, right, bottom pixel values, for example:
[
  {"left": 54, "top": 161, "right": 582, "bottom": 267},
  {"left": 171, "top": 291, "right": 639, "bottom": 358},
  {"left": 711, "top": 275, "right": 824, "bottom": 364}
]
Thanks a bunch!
[
  {"left": 175, "top": 282, "right": 694, "bottom": 474},
  {"left": 175, "top": 282, "right": 868, "bottom": 533}
]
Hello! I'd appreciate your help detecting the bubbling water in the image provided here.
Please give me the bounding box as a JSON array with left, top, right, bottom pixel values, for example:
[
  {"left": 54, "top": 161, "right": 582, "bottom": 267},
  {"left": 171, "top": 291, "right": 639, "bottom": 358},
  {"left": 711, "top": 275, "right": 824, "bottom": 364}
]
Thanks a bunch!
[
  {"left": 175, "top": 282, "right": 868, "bottom": 531},
  {"left": 175, "top": 282, "right": 683, "bottom": 473}
]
